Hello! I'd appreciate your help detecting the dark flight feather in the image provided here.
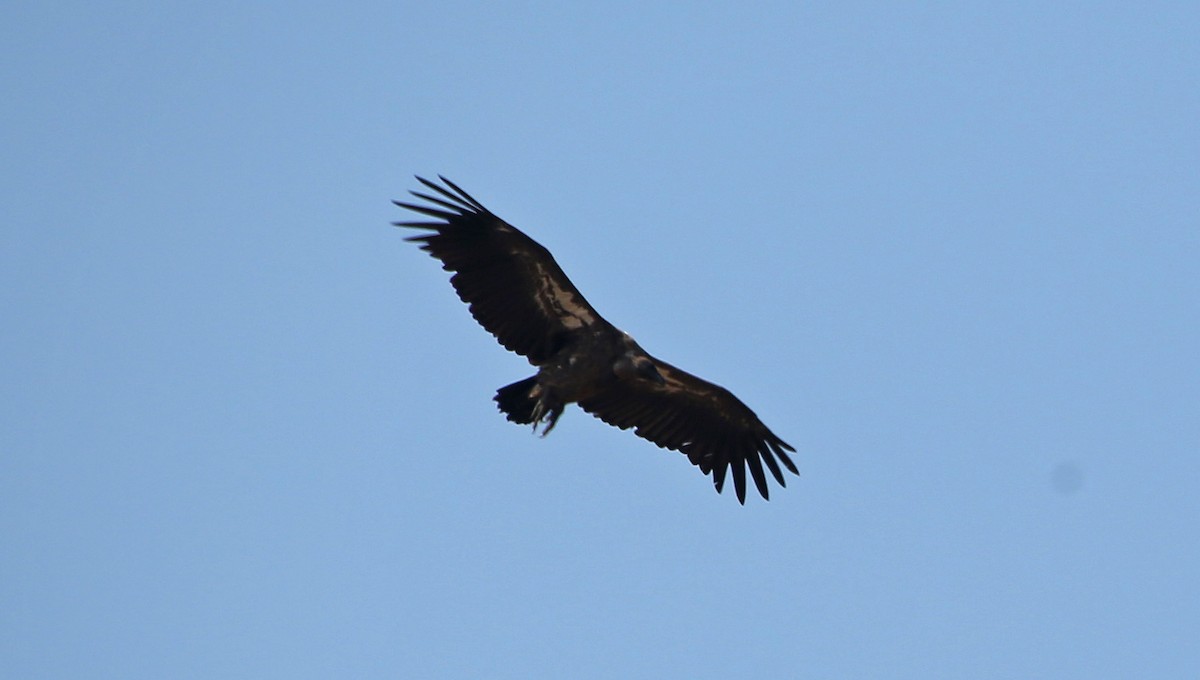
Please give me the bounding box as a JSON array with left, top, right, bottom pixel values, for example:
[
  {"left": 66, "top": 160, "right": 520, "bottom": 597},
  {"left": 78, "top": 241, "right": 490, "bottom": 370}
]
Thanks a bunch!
[
  {"left": 395, "top": 176, "right": 798, "bottom": 502},
  {"left": 394, "top": 176, "right": 604, "bottom": 363},
  {"left": 576, "top": 359, "right": 797, "bottom": 503}
]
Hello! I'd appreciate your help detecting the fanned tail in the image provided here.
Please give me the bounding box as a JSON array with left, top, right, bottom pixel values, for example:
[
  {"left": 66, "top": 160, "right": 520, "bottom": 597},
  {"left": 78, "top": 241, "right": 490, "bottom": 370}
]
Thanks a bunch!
[
  {"left": 494, "top": 376, "right": 563, "bottom": 435},
  {"left": 494, "top": 377, "right": 539, "bottom": 425}
]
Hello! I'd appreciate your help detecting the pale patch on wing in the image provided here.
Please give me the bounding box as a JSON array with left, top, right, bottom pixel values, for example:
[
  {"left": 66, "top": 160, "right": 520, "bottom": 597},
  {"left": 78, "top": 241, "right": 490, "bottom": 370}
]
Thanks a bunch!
[
  {"left": 529, "top": 258, "right": 595, "bottom": 329},
  {"left": 657, "top": 364, "right": 741, "bottom": 417},
  {"left": 658, "top": 367, "right": 696, "bottom": 395}
]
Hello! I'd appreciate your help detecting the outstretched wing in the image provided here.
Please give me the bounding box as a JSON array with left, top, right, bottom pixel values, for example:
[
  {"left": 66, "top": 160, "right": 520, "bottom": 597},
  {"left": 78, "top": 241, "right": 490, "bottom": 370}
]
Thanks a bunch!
[
  {"left": 578, "top": 359, "right": 798, "bottom": 503},
  {"left": 395, "top": 176, "right": 606, "bottom": 363}
]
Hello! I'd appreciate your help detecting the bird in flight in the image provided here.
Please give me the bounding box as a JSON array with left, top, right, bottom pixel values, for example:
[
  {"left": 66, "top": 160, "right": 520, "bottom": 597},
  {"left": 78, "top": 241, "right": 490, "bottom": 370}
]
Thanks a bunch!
[{"left": 394, "top": 176, "right": 798, "bottom": 502}]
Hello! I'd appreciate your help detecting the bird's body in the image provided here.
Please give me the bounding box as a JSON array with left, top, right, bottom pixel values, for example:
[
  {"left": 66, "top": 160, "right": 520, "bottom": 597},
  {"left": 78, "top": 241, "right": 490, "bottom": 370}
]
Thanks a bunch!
[{"left": 395, "top": 176, "right": 798, "bottom": 502}]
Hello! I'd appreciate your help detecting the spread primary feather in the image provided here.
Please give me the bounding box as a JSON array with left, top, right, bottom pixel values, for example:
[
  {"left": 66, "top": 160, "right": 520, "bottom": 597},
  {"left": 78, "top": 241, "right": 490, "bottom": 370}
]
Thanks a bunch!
[{"left": 394, "top": 176, "right": 798, "bottom": 503}]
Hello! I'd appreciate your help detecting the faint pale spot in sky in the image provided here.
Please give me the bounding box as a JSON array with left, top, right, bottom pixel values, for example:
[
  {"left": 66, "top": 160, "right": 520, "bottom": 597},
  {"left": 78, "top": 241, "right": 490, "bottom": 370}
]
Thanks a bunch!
[{"left": 1051, "top": 461, "right": 1084, "bottom": 495}]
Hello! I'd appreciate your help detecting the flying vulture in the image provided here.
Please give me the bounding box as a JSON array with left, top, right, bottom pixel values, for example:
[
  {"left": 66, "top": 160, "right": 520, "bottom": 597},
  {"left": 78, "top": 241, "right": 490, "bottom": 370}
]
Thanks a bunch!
[{"left": 394, "top": 176, "right": 798, "bottom": 502}]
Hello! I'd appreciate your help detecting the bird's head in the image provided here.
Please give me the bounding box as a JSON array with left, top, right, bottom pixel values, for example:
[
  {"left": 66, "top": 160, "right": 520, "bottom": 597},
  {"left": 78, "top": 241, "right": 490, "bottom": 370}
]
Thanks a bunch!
[{"left": 614, "top": 354, "right": 666, "bottom": 386}]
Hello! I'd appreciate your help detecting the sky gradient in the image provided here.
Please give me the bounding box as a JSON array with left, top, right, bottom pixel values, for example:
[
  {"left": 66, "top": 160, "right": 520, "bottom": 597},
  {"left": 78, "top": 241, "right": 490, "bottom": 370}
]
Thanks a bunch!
[{"left": 2, "top": 2, "right": 1197, "bottom": 678}]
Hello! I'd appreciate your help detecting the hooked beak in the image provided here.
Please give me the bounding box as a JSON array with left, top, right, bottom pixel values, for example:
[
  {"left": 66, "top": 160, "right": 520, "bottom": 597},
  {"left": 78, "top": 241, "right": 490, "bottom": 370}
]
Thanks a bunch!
[{"left": 643, "top": 363, "right": 666, "bottom": 385}]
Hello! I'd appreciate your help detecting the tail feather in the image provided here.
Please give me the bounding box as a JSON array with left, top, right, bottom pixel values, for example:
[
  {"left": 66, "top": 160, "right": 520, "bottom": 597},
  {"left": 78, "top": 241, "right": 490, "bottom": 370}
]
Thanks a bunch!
[{"left": 494, "top": 376, "right": 539, "bottom": 425}]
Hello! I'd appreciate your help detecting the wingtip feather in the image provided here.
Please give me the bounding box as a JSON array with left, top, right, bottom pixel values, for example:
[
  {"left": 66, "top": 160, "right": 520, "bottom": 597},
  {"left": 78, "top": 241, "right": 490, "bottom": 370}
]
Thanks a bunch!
[
  {"left": 747, "top": 454, "right": 770, "bottom": 501},
  {"left": 731, "top": 459, "right": 747, "bottom": 504}
]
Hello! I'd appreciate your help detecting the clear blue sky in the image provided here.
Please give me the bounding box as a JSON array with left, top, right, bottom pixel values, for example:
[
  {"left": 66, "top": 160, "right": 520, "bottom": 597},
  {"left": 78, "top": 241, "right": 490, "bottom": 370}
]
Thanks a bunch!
[{"left": 2, "top": 2, "right": 1197, "bottom": 678}]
